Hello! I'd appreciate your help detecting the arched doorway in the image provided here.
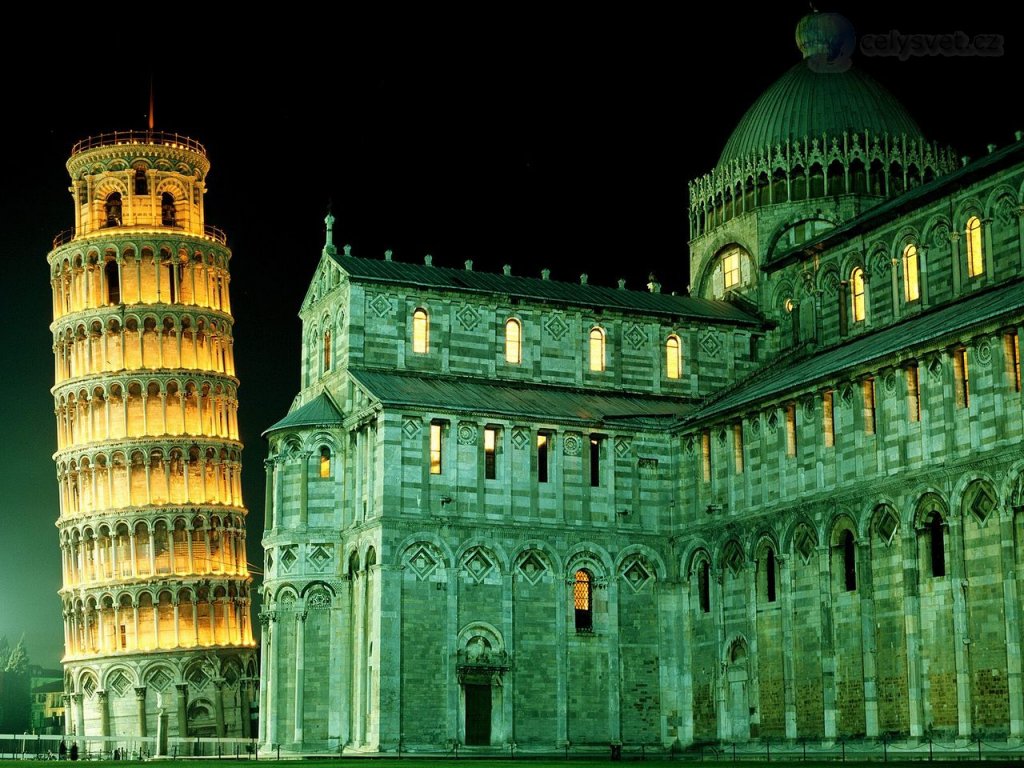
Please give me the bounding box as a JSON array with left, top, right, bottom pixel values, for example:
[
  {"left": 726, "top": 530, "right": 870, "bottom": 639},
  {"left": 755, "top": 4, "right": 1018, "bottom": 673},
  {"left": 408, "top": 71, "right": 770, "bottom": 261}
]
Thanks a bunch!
[{"left": 456, "top": 624, "right": 508, "bottom": 746}]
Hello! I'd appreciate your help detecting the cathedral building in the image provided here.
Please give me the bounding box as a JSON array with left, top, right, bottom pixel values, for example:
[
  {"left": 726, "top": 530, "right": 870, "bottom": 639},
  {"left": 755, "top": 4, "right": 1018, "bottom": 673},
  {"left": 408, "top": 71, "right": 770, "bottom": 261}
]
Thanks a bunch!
[
  {"left": 259, "top": 13, "right": 1024, "bottom": 751},
  {"left": 48, "top": 132, "right": 257, "bottom": 747}
]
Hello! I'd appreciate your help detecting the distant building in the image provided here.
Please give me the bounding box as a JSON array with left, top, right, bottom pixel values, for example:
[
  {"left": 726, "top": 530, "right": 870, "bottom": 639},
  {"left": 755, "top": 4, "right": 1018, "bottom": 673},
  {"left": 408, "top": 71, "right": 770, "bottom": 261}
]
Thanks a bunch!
[
  {"left": 259, "top": 12, "right": 1024, "bottom": 751},
  {"left": 47, "top": 132, "right": 257, "bottom": 746},
  {"left": 30, "top": 667, "right": 65, "bottom": 735}
]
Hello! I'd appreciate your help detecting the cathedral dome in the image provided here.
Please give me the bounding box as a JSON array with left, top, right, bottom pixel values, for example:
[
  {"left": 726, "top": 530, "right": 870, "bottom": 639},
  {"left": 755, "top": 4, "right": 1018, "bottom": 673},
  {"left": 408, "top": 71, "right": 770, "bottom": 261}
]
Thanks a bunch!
[{"left": 716, "top": 12, "right": 926, "bottom": 169}]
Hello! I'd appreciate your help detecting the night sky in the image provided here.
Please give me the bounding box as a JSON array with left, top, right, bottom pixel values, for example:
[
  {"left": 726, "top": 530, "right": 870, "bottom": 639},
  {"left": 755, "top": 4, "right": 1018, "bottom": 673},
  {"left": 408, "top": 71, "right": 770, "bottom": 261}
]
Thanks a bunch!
[{"left": 0, "top": 8, "right": 1018, "bottom": 668}]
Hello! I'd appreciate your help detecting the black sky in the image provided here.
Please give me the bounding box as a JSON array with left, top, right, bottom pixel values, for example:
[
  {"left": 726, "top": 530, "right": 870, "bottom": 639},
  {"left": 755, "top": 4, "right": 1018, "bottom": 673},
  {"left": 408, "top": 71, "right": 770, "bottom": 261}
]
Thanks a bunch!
[{"left": 0, "top": 8, "right": 1018, "bottom": 667}]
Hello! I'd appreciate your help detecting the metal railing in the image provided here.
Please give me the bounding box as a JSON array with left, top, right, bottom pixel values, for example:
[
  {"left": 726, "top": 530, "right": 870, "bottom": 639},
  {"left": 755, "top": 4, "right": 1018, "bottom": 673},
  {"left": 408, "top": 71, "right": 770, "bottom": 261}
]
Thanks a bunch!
[
  {"left": 71, "top": 131, "right": 206, "bottom": 157},
  {"left": 51, "top": 223, "right": 227, "bottom": 249}
]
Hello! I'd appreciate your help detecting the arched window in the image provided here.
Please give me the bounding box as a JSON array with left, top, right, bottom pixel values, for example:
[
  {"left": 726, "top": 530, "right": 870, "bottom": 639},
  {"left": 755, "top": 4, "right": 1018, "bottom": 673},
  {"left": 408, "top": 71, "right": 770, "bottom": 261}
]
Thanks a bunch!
[
  {"left": 966, "top": 215, "right": 984, "bottom": 277},
  {"left": 161, "top": 193, "right": 177, "bottom": 227},
  {"left": 841, "top": 530, "right": 856, "bottom": 591},
  {"left": 666, "top": 335, "right": 681, "bottom": 379},
  {"left": 761, "top": 547, "right": 777, "bottom": 603},
  {"left": 697, "top": 560, "right": 711, "bottom": 613},
  {"left": 105, "top": 260, "right": 120, "bottom": 305},
  {"left": 323, "top": 330, "right": 331, "bottom": 373},
  {"left": 850, "top": 267, "right": 866, "bottom": 322},
  {"left": 722, "top": 249, "right": 741, "bottom": 289},
  {"left": 928, "top": 513, "right": 945, "bottom": 577},
  {"left": 319, "top": 446, "right": 331, "bottom": 479},
  {"left": 903, "top": 244, "right": 920, "bottom": 302},
  {"left": 412, "top": 309, "right": 429, "bottom": 354},
  {"left": 589, "top": 327, "right": 605, "bottom": 372},
  {"left": 105, "top": 192, "right": 122, "bottom": 227},
  {"left": 505, "top": 318, "right": 522, "bottom": 364},
  {"left": 134, "top": 166, "right": 148, "bottom": 195},
  {"left": 574, "top": 569, "right": 593, "bottom": 632}
]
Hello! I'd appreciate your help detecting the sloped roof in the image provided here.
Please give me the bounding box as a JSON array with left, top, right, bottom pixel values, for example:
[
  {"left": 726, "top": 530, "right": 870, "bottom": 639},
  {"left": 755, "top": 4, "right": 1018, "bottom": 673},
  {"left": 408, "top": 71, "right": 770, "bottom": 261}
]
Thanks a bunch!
[
  {"left": 329, "top": 253, "right": 761, "bottom": 326},
  {"left": 349, "top": 368, "right": 693, "bottom": 423},
  {"left": 264, "top": 392, "right": 344, "bottom": 435},
  {"left": 690, "top": 278, "right": 1024, "bottom": 423}
]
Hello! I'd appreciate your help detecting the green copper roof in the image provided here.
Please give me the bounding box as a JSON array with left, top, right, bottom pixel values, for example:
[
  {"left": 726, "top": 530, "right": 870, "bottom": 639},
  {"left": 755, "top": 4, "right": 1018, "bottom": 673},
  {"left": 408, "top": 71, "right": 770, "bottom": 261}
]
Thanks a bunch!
[
  {"left": 264, "top": 391, "right": 343, "bottom": 436},
  {"left": 349, "top": 368, "right": 693, "bottom": 424},
  {"left": 689, "top": 278, "right": 1024, "bottom": 423},
  {"left": 717, "top": 61, "right": 925, "bottom": 169}
]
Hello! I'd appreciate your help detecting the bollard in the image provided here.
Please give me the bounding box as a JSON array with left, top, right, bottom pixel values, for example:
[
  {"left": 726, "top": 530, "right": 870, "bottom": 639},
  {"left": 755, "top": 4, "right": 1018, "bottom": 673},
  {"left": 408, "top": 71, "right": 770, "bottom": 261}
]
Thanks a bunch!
[
  {"left": 977, "top": 738, "right": 982, "bottom": 761},
  {"left": 841, "top": 739, "right": 845, "bottom": 762},
  {"left": 766, "top": 739, "right": 770, "bottom": 762},
  {"left": 883, "top": 735, "right": 887, "bottom": 763},
  {"left": 928, "top": 737, "right": 933, "bottom": 762}
]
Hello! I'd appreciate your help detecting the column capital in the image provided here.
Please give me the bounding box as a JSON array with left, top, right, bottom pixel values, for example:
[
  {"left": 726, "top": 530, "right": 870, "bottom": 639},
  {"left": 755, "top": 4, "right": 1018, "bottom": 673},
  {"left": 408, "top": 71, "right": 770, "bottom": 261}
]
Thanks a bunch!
[
  {"left": 96, "top": 690, "right": 108, "bottom": 702},
  {"left": 175, "top": 683, "right": 188, "bottom": 695},
  {"left": 134, "top": 686, "right": 147, "bottom": 701}
]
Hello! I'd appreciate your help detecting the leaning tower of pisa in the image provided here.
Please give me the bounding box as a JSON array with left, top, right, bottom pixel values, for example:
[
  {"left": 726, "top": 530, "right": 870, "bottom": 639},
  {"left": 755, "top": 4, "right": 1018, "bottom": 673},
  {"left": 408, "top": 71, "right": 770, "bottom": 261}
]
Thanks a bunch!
[{"left": 48, "top": 131, "right": 257, "bottom": 748}]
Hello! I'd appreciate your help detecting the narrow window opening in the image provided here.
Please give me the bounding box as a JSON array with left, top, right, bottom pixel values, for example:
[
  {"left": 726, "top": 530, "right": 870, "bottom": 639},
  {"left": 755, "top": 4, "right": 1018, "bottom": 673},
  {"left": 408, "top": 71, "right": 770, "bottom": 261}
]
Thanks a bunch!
[
  {"left": 105, "top": 261, "right": 121, "bottom": 305},
  {"left": 429, "top": 422, "right": 443, "bottom": 475},
  {"left": 319, "top": 446, "right": 331, "bottom": 479},
  {"left": 766, "top": 549, "right": 777, "bottom": 603},
  {"left": 954, "top": 348, "right": 970, "bottom": 408},
  {"left": 666, "top": 335, "right": 681, "bottom": 379},
  {"left": 863, "top": 378, "right": 876, "bottom": 434},
  {"left": 105, "top": 192, "right": 122, "bottom": 227},
  {"left": 823, "top": 389, "right": 835, "bottom": 447},
  {"left": 733, "top": 423, "right": 744, "bottom": 474},
  {"left": 841, "top": 530, "right": 857, "bottom": 592},
  {"left": 589, "top": 327, "right": 605, "bottom": 372},
  {"left": 785, "top": 403, "right": 797, "bottom": 457},
  {"left": 412, "top": 309, "right": 429, "bottom": 354},
  {"left": 574, "top": 569, "right": 593, "bottom": 632},
  {"left": 134, "top": 167, "right": 148, "bottom": 196},
  {"left": 589, "top": 436, "right": 601, "bottom": 487},
  {"left": 929, "top": 514, "right": 946, "bottom": 577},
  {"left": 701, "top": 431, "right": 712, "bottom": 483},
  {"left": 903, "top": 243, "right": 920, "bottom": 302},
  {"left": 505, "top": 318, "right": 522, "bottom": 364},
  {"left": 323, "top": 329, "right": 331, "bottom": 373},
  {"left": 851, "top": 267, "right": 866, "bottom": 322},
  {"left": 698, "top": 561, "right": 711, "bottom": 613},
  {"left": 537, "top": 432, "right": 549, "bottom": 483},
  {"left": 966, "top": 216, "right": 984, "bottom": 277},
  {"left": 907, "top": 364, "right": 921, "bottom": 422},
  {"left": 161, "top": 192, "right": 176, "bottom": 227},
  {"left": 1005, "top": 332, "right": 1021, "bottom": 392},
  {"left": 484, "top": 428, "right": 497, "bottom": 480}
]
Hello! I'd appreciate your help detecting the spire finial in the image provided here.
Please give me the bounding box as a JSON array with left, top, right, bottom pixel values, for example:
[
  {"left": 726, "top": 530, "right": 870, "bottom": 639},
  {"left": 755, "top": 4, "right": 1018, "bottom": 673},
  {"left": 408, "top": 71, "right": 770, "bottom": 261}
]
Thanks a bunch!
[
  {"left": 148, "top": 75, "right": 155, "bottom": 132},
  {"left": 323, "top": 202, "right": 337, "bottom": 257}
]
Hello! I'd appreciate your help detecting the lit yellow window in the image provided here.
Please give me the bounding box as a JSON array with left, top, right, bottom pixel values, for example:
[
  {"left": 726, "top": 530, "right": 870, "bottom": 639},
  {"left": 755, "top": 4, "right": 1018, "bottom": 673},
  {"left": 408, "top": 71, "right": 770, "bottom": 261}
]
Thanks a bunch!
[
  {"left": 589, "top": 327, "right": 605, "bottom": 372},
  {"left": 851, "top": 267, "right": 866, "bottom": 322},
  {"left": 505, "top": 318, "right": 522, "bottom": 364},
  {"left": 966, "top": 216, "right": 984, "bottom": 277},
  {"left": 903, "top": 244, "right": 919, "bottom": 302},
  {"left": 723, "top": 250, "right": 741, "bottom": 289},
  {"left": 785, "top": 403, "right": 797, "bottom": 457},
  {"left": 429, "top": 422, "right": 443, "bottom": 474},
  {"left": 701, "top": 430, "right": 711, "bottom": 483},
  {"left": 863, "top": 378, "right": 876, "bottom": 434},
  {"left": 666, "top": 335, "right": 681, "bottom": 379},
  {"left": 822, "top": 389, "right": 835, "bottom": 447},
  {"left": 1006, "top": 332, "right": 1021, "bottom": 393},
  {"left": 323, "top": 330, "right": 331, "bottom": 372},
  {"left": 907, "top": 365, "right": 921, "bottom": 422},
  {"left": 954, "top": 348, "right": 969, "bottom": 408},
  {"left": 319, "top": 446, "right": 331, "bottom": 478},
  {"left": 733, "top": 423, "right": 743, "bottom": 473},
  {"left": 412, "top": 308, "right": 429, "bottom": 354}
]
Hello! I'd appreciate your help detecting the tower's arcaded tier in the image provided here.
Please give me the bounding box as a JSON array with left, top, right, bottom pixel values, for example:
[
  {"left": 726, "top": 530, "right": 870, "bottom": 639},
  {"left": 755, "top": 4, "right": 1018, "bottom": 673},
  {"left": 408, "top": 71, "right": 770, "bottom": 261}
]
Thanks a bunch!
[{"left": 48, "top": 132, "right": 256, "bottom": 747}]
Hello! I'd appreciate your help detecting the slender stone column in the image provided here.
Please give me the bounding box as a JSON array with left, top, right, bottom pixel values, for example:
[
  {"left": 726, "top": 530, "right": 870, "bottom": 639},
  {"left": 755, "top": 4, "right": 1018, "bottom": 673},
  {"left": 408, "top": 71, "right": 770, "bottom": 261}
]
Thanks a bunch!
[
  {"left": 294, "top": 611, "right": 306, "bottom": 744},
  {"left": 98, "top": 690, "right": 110, "bottom": 740},
  {"left": 175, "top": 683, "right": 189, "bottom": 738},
  {"left": 73, "top": 692, "right": 85, "bottom": 739},
  {"left": 135, "top": 687, "right": 148, "bottom": 737},
  {"left": 213, "top": 679, "right": 226, "bottom": 737}
]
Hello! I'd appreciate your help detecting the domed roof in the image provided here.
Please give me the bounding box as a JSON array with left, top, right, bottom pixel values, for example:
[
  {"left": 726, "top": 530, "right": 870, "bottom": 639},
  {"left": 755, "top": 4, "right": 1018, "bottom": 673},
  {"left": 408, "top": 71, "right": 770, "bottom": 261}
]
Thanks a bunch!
[{"left": 717, "top": 12, "right": 926, "bottom": 169}]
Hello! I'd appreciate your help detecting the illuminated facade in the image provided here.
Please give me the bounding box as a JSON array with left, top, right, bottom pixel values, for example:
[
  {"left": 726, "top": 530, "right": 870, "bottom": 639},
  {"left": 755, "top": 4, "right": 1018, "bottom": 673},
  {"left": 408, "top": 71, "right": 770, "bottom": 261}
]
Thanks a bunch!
[
  {"left": 48, "top": 132, "right": 256, "bottom": 746},
  {"left": 260, "top": 12, "right": 1024, "bottom": 753}
]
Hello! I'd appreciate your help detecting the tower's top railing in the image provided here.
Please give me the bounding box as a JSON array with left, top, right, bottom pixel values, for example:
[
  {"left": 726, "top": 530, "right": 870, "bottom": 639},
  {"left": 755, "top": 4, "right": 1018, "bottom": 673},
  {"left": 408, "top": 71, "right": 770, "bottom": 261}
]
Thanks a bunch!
[{"left": 71, "top": 131, "right": 207, "bottom": 158}]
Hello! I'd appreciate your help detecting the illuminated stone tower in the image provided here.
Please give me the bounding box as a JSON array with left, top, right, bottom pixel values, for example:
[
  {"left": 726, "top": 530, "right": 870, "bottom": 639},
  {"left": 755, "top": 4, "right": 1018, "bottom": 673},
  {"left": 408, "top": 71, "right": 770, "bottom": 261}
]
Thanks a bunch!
[{"left": 48, "top": 131, "right": 257, "bottom": 748}]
